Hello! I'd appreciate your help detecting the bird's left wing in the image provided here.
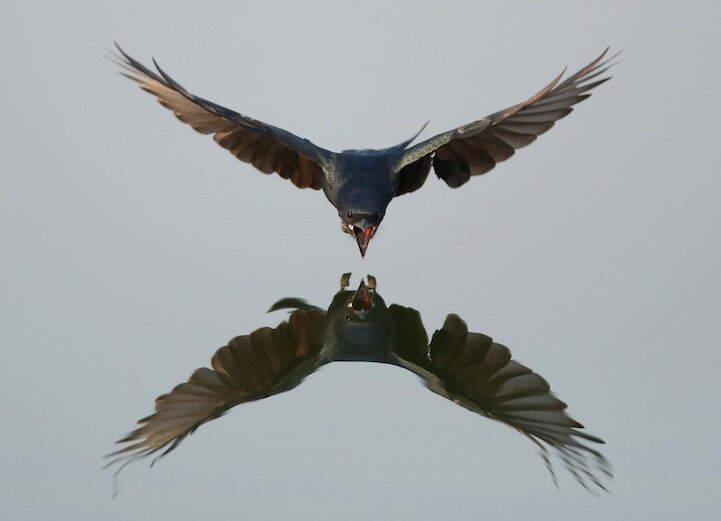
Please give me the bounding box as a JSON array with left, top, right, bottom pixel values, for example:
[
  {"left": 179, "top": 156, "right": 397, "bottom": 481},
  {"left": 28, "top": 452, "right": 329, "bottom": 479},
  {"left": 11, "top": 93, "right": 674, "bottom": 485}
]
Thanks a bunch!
[
  {"left": 105, "top": 309, "right": 325, "bottom": 473},
  {"left": 392, "top": 48, "right": 618, "bottom": 194},
  {"left": 388, "top": 305, "right": 611, "bottom": 492},
  {"left": 112, "top": 44, "right": 333, "bottom": 189}
]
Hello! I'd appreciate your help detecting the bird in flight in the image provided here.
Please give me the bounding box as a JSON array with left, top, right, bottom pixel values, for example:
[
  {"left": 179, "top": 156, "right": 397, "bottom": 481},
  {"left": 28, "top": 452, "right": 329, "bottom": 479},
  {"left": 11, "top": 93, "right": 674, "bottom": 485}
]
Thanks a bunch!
[
  {"left": 107, "top": 274, "right": 611, "bottom": 492},
  {"left": 112, "top": 45, "right": 618, "bottom": 257}
]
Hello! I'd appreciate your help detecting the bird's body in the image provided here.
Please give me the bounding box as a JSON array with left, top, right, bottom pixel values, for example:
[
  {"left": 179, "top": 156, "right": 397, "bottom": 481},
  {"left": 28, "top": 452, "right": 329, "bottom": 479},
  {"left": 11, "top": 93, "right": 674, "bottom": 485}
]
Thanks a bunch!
[
  {"left": 108, "top": 274, "right": 611, "bottom": 492},
  {"left": 112, "top": 45, "right": 618, "bottom": 257},
  {"left": 325, "top": 151, "right": 394, "bottom": 216}
]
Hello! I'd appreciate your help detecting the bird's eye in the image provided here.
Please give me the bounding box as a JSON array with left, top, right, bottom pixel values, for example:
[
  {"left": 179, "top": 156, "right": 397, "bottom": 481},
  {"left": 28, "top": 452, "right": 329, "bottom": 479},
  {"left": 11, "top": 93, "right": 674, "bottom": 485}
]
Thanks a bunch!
[
  {"left": 346, "top": 211, "right": 353, "bottom": 219},
  {"left": 345, "top": 314, "right": 352, "bottom": 322}
]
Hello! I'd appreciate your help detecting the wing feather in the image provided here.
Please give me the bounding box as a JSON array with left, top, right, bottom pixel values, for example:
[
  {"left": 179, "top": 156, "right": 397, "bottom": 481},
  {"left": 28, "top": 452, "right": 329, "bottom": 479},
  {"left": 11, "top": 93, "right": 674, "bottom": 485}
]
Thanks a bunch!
[
  {"left": 394, "top": 49, "right": 619, "bottom": 192},
  {"left": 105, "top": 309, "right": 325, "bottom": 473},
  {"left": 112, "top": 44, "right": 331, "bottom": 190},
  {"left": 389, "top": 306, "right": 611, "bottom": 492}
]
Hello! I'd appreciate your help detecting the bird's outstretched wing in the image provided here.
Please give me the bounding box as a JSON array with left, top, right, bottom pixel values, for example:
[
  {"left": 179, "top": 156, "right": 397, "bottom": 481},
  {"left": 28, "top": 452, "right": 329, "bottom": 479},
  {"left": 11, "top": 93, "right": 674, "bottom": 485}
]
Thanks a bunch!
[
  {"left": 112, "top": 44, "right": 333, "bottom": 189},
  {"left": 105, "top": 309, "right": 325, "bottom": 473},
  {"left": 393, "top": 48, "right": 619, "bottom": 194},
  {"left": 388, "top": 305, "right": 611, "bottom": 492}
]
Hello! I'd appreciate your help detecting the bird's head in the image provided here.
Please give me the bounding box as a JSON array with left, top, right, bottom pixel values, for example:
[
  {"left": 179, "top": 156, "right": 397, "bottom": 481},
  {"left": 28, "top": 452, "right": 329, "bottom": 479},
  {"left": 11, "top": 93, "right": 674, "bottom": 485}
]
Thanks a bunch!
[
  {"left": 339, "top": 210, "right": 383, "bottom": 258},
  {"left": 334, "top": 171, "right": 392, "bottom": 258}
]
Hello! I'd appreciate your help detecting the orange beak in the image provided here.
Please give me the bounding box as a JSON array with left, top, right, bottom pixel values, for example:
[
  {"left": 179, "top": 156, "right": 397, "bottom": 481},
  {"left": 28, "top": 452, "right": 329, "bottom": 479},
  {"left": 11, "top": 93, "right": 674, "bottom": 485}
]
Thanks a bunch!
[{"left": 353, "top": 224, "right": 374, "bottom": 258}]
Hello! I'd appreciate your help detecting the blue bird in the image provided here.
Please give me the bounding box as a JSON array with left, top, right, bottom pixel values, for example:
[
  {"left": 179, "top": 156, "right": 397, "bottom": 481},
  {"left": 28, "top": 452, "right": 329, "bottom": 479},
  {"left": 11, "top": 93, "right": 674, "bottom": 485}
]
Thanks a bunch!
[
  {"left": 112, "top": 45, "right": 618, "bottom": 257},
  {"left": 107, "top": 274, "right": 611, "bottom": 492}
]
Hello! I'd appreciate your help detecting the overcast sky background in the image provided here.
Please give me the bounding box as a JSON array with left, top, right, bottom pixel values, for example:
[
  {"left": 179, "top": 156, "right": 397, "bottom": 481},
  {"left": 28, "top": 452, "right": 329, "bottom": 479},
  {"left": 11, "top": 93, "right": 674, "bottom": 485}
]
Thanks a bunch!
[{"left": 2, "top": 1, "right": 720, "bottom": 520}]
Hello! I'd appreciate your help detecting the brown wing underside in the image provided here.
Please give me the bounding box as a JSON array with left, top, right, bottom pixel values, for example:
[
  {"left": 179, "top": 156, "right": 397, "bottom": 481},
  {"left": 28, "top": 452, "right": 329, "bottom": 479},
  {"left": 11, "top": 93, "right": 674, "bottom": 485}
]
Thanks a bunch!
[
  {"left": 389, "top": 305, "right": 611, "bottom": 492},
  {"left": 105, "top": 309, "right": 325, "bottom": 473},
  {"left": 113, "top": 45, "right": 326, "bottom": 190},
  {"left": 395, "top": 48, "right": 618, "bottom": 193}
]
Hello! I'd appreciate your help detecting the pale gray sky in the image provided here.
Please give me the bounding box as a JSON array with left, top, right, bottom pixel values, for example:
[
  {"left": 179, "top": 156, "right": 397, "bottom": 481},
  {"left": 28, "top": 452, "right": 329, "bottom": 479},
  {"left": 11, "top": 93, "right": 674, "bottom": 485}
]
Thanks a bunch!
[{"left": 2, "top": 1, "right": 720, "bottom": 520}]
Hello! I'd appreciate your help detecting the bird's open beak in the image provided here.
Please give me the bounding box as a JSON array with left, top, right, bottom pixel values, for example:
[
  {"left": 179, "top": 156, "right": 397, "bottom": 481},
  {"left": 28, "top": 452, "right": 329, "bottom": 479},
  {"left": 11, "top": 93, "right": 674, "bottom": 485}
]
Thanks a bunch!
[
  {"left": 351, "top": 279, "right": 373, "bottom": 319},
  {"left": 353, "top": 220, "right": 375, "bottom": 258}
]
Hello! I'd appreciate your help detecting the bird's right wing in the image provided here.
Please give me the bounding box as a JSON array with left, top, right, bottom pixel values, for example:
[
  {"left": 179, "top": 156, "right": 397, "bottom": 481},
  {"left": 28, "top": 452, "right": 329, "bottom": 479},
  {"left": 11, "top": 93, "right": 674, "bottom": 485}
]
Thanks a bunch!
[
  {"left": 105, "top": 309, "right": 326, "bottom": 473},
  {"left": 112, "top": 44, "right": 334, "bottom": 189},
  {"left": 393, "top": 49, "right": 618, "bottom": 194},
  {"left": 388, "top": 305, "right": 611, "bottom": 492}
]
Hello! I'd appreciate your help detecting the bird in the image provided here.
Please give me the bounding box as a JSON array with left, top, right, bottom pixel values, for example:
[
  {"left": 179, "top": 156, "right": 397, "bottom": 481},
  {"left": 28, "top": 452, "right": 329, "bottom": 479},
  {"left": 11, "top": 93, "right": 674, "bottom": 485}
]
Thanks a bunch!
[
  {"left": 111, "top": 45, "right": 619, "bottom": 257},
  {"left": 106, "top": 274, "right": 611, "bottom": 492}
]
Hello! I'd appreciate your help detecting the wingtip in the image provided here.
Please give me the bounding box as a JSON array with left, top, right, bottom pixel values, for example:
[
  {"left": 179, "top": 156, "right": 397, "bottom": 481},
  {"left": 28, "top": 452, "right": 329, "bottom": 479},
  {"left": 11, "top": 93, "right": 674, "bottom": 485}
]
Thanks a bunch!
[
  {"left": 151, "top": 57, "right": 184, "bottom": 92},
  {"left": 104, "top": 42, "right": 127, "bottom": 66},
  {"left": 112, "top": 41, "right": 131, "bottom": 62}
]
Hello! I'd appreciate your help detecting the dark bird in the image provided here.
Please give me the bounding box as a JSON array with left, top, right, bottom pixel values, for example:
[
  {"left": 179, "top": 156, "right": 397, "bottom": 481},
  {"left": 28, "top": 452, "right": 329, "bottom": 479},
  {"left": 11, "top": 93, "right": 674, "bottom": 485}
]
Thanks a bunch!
[
  {"left": 112, "top": 45, "right": 618, "bottom": 257},
  {"left": 107, "top": 274, "right": 611, "bottom": 492}
]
